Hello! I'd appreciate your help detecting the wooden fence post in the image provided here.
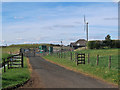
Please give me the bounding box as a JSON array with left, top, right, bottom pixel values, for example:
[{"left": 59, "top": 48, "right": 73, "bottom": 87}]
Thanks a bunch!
[
  {"left": 64, "top": 52, "right": 65, "bottom": 59},
  {"left": 109, "top": 56, "right": 111, "bottom": 70},
  {"left": 10, "top": 57, "right": 12, "bottom": 68},
  {"left": 70, "top": 52, "right": 72, "bottom": 60},
  {"left": 7, "top": 58, "right": 9, "bottom": 69},
  {"left": 76, "top": 53, "right": 78, "bottom": 66},
  {"left": 21, "top": 53, "right": 24, "bottom": 68},
  {"left": 88, "top": 53, "right": 90, "bottom": 64},
  {"left": 57, "top": 52, "right": 58, "bottom": 58},
  {"left": 97, "top": 55, "right": 99, "bottom": 65},
  {"left": 34, "top": 49, "right": 35, "bottom": 57},
  {"left": 3, "top": 58, "right": 6, "bottom": 72},
  {"left": 58, "top": 52, "right": 60, "bottom": 58},
  {"left": 74, "top": 53, "right": 76, "bottom": 61},
  {"left": 61, "top": 52, "right": 62, "bottom": 58},
  {"left": 20, "top": 48, "right": 22, "bottom": 54}
]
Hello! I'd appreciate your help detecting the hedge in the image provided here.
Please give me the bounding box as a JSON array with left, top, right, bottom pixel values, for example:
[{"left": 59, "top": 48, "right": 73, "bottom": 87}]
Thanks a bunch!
[{"left": 87, "top": 40, "right": 120, "bottom": 49}]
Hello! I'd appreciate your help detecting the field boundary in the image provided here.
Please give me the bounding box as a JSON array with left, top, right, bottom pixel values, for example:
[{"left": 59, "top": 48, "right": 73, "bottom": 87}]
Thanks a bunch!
[{"left": 2, "top": 53, "right": 24, "bottom": 73}]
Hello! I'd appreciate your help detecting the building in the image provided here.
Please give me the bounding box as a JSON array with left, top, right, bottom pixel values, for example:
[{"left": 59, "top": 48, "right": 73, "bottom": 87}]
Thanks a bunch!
[{"left": 70, "top": 39, "right": 87, "bottom": 49}]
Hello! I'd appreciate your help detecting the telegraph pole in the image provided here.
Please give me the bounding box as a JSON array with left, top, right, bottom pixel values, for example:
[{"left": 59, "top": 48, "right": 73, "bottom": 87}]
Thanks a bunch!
[
  {"left": 61, "top": 41, "right": 63, "bottom": 51},
  {"left": 84, "top": 15, "right": 89, "bottom": 49},
  {"left": 84, "top": 15, "right": 89, "bottom": 42},
  {"left": 86, "top": 22, "right": 89, "bottom": 41}
]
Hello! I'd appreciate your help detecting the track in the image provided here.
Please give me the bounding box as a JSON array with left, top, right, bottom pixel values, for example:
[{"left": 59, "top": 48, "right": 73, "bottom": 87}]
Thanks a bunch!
[{"left": 29, "top": 56, "right": 116, "bottom": 88}]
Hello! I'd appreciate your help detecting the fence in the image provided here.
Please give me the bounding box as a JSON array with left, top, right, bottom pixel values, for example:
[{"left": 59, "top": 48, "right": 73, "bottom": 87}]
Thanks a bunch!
[
  {"left": 2, "top": 53, "right": 24, "bottom": 73},
  {"left": 19, "top": 48, "right": 116, "bottom": 70},
  {"left": 49, "top": 51, "right": 115, "bottom": 70}
]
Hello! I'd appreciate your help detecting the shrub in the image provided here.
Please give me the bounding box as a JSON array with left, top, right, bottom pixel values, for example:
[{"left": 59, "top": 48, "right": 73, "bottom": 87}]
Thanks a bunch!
[
  {"left": 94, "top": 41, "right": 101, "bottom": 49},
  {"left": 87, "top": 40, "right": 120, "bottom": 49},
  {"left": 111, "top": 40, "right": 120, "bottom": 48},
  {"left": 87, "top": 41, "right": 96, "bottom": 49}
]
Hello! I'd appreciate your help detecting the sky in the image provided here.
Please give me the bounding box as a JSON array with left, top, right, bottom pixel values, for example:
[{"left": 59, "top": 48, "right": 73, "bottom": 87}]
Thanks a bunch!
[
  {"left": 1, "top": 2, "right": 118, "bottom": 45},
  {"left": 1, "top": 0, "right": 120, "bottom": 2}
]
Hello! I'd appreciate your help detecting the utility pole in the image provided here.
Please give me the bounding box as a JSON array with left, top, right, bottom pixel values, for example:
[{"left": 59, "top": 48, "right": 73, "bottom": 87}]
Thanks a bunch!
[
  {"left": 61, "top": 41, "right": 63, "bottom": 51},
  {"left": 86, "top": 22, "right": 89, "bottom": 42},
  {"left": 84, "top": 15, "right": 89, "bottom": 41},
  {"left": 84, "top": 15, "right": 89, "bottom": 49}
]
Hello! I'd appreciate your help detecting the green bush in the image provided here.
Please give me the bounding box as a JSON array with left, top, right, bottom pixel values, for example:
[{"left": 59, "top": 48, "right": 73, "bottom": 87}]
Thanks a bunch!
[
  {"left": 87, "top": 40, "right": 120, "bottom": 49},
  {"left": 87, "top": 41, "right": 96, "bottom": 49},
  {"left": 111, "top": 40, "right": 120, "bottom": 48},
  {"left": 94, "top": 41, "right": 101, "bottom": 49}
]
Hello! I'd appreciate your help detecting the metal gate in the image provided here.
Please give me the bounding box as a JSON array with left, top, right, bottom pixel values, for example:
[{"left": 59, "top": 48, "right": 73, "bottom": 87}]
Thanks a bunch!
[{"left": 20, "top": 48, "right": 40, "bottom": 57}]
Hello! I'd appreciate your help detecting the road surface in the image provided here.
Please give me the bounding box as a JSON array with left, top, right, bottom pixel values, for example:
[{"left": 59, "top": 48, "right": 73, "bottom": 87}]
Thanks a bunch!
[{"left": 29, "top": 56, "right": 116, "bottom": 88}]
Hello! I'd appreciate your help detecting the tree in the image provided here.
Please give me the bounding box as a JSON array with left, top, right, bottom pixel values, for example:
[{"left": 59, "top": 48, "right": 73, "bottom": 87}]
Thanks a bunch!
[
  {"left": 87, "top": 41, "right": 95, "bottom": 49},
  {"left": 94, "top": 41, "right": 101, "bottom": 49},
  {"left": 104, "top": 34, "right": 112, "bottom": 48},
  {"left": 105, "top": 34, "right": 111, "bottom": 41}
]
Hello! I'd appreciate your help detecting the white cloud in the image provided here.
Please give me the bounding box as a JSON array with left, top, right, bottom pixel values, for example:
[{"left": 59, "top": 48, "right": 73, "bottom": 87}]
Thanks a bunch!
[
  {"left": 14, "top": 16, "right": 24, "bottom": 19},
  {"left": 113, "top": 0, "right": 120, "bottom": 2},
  {"left": 23, "top": 41, "right": 39, "bottom": 44},
  {"left": 16, "top": 38, "right": 24, "bottom": 40},
  {"left": 2, "top": 2, "right": 117, "bottom": 45}
]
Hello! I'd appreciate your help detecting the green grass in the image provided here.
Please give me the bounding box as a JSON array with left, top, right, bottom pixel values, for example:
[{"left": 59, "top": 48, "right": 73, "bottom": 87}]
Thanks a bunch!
[
  {"left": 43, "top": 48, "right": 119, "bottom": 85},
  {"left": 0, "top": 53, "right": 12, "bottom": 63},
  {"left": 2, "top": 47, "right": 20, "bottom": 54},
  {"left": 2, "top": 53, "right": 12, "bottom": 58},
  {"left": 0, "top": 47, "right": 20, "bottom": 63},
  {"left": 2, "top": 57, "right": 30, "bottom": 89},
  {"left": 1, "top": 46, "right": 30, "bottom": 89}
]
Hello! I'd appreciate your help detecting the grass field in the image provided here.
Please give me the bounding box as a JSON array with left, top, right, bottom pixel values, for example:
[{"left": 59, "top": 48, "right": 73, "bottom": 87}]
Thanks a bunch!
[
  {"left": 1, "top": 47, "right": 30, "bottom": 89},
  {"left": 0, "top": 47, "right": 20, "bottom": 63},
  {"left": 2, "top": 57, "right": 30, "bottom": 89},
  {"left": 2, "top": 47, "right": 20, "bottom": 54},
  {"left": 43, "top": 48, "right": 119, "bottom": 85}
]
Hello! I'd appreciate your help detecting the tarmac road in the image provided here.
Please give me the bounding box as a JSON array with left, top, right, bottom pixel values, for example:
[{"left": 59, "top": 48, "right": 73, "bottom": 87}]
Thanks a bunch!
[{"left": 29, "top": 56, "right": 117, "bottom": 88}]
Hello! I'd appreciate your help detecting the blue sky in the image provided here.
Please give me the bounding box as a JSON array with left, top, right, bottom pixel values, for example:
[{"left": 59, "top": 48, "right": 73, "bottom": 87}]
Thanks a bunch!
[{"left": 1, "top": 2, "right": 118, "bottom": 45}]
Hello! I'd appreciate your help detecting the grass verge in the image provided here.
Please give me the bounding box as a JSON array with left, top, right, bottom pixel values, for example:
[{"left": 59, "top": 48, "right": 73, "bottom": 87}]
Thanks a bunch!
[
  {"left": 2, "top": 57, "right": 30, "bottom": 89},
  {"left": 43, "top": 48, "right": 119, "bottom": 85}
]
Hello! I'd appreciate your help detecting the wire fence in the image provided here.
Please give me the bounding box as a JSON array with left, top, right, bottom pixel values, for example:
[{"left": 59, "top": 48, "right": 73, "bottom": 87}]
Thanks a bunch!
[{"left": 49, "top": 51, "right": 118, "bottom": 70}]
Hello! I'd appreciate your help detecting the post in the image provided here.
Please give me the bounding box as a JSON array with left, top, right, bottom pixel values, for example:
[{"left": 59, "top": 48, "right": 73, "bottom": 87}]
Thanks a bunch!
[
  {"left": 76, "top": 53, "right": 78, "bottom": 66},
  {"left": 21, "top": 53, "right": 24, "bottom": 68},
  {"left": 86, "top": 22, "right": 89, "bottom": 42},
  {"left": 57, "top": 52, "right": 58, "bottom": 58},
  {"left": 64, "top": 52, "right": 65, "bottom": 59},
  {"left": 34, "top": 49, "right": 35, "bottom": 57},
  {"left": 10, "top": 57, "right": 12, "bottom": 68},
  {"left": 59, "top": 52, "right": 60, "bottom": 58},
  {"left": 7, "top": 58, "right": 9, "bottom": 69},
  {"left": 61, "top": 52, "right": 62, "bottom": 58},
  {"left": 70, "top": 52, "right": 72, "bottom": 60},
  {"left": 109, "top": 56, "right": 111, "bottom": 70},
  {"left": 88, "top": 53, "right": 90, "bottom": 64},
  {"left": 75, "top": 53, "right": 77, "bottom": 62},
  {"left": 3, "top": 58, "right": 6, "bottom": 72},
  {"left": 20, "top": 48, "right": 22, "bottom": 54},
  {"left": 97, "top": 55, "right": 99, "bottom": 65}
]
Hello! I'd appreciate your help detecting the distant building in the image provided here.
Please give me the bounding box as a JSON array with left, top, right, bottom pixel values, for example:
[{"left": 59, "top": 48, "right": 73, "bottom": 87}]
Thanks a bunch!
[{"left": 70, "top": 39, "right": 87, "bottom": 49}]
